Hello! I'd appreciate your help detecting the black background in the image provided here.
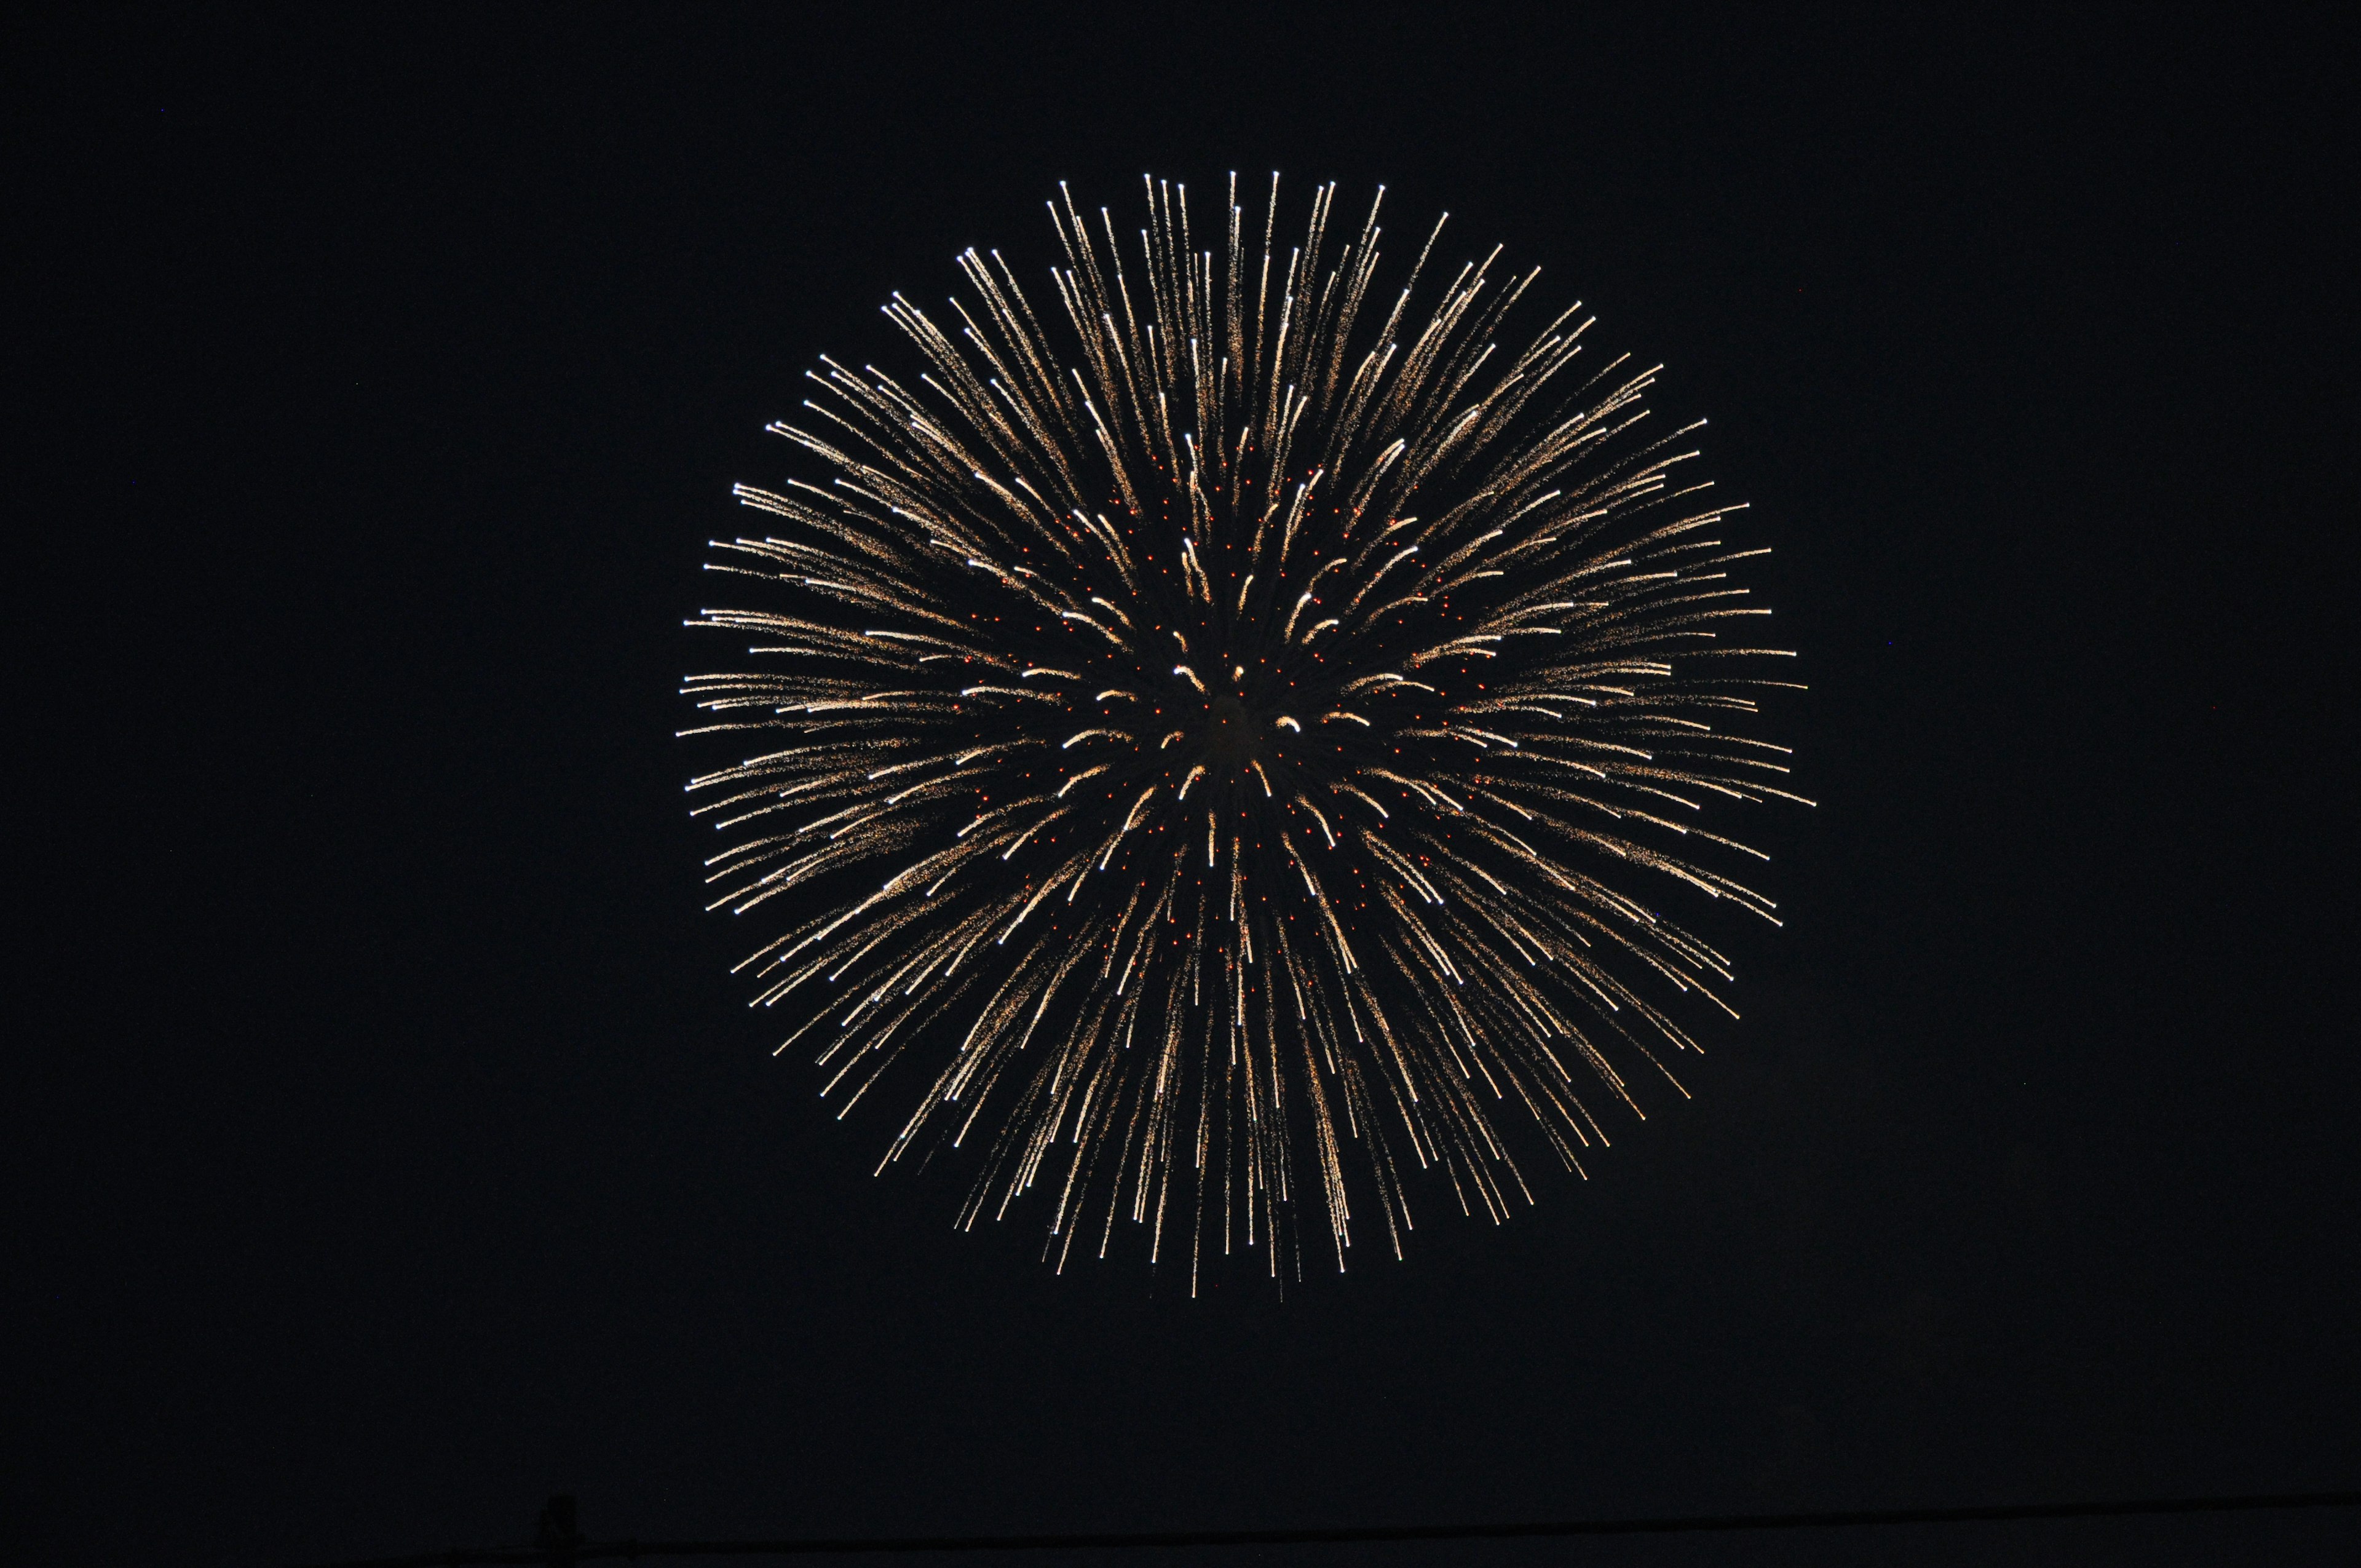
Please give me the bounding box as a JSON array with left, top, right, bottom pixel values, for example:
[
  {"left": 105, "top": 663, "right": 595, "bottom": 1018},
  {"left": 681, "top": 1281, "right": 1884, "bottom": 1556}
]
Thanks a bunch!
[{"left": 14, "top": 7, "right": 2358, "bottom": 1566}]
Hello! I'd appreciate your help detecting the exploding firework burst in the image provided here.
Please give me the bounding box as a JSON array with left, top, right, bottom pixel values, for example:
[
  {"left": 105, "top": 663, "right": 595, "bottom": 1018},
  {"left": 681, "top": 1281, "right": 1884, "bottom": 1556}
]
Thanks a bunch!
[{"left": 683, "top": 175, "right": 1805, "bottom": 1285}]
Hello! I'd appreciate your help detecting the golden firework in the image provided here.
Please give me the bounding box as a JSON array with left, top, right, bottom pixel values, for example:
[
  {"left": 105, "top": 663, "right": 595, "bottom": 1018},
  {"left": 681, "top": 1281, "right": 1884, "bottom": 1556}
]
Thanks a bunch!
[{"left": 684, "top": 176, "right": 1806, "bottom": 1287}]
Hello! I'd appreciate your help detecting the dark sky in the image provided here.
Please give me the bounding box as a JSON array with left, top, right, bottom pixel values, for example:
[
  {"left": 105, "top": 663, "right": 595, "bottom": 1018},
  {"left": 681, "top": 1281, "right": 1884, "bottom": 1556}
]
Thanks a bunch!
[{"left": 15, "top": 8, "right": 2357, "bottom": 1566}]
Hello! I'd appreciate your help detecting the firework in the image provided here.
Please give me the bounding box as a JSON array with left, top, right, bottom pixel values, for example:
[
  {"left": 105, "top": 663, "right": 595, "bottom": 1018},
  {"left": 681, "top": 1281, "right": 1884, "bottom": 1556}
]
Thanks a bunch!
[{"left": 683, "top": 175, "right": 1804, "bottom": 1286}]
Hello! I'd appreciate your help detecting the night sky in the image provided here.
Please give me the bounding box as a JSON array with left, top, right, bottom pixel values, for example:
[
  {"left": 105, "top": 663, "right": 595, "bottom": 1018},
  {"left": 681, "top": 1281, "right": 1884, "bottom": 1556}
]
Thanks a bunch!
[{"left": 16, "top": 9, "right": 2359, "bottom": 1566}]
